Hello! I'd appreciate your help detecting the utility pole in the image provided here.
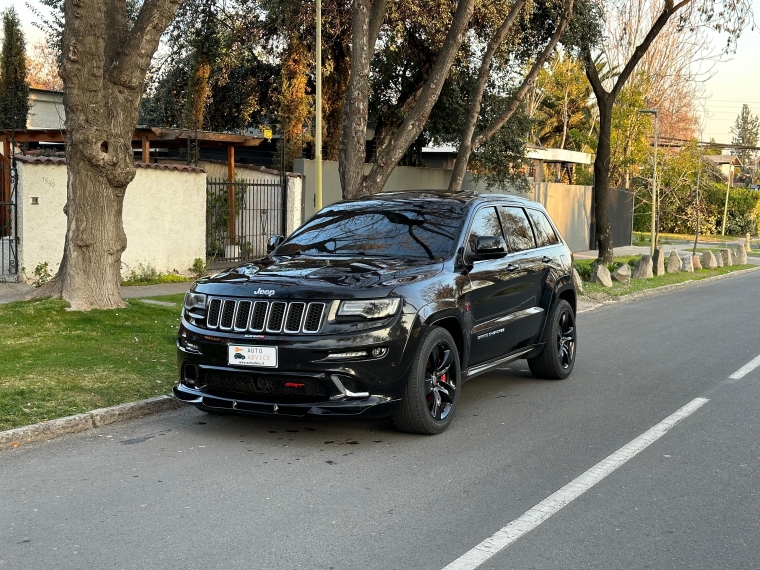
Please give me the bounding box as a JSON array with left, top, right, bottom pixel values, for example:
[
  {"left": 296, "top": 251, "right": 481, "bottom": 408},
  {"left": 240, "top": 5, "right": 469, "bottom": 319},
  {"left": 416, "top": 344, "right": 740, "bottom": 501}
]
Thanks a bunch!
[
  {"left": 315, "top": 0, "right": 323, "bottom": 212},
  {"left": 639, "top": 109, "right": 658, "bottom": 256}
]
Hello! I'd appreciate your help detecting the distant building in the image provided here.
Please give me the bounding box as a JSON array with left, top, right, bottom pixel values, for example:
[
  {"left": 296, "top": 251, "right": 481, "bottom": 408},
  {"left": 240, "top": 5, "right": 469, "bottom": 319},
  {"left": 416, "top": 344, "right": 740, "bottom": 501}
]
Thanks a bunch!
[
  {"left": 420, "top": 144, "right": 593, "bottom": 184},
  {"left": 27, "top": 89, "right": 65, "bottom": 130},
  {"left": 704, "top": 154, "right": 741, "bottom": 181}
]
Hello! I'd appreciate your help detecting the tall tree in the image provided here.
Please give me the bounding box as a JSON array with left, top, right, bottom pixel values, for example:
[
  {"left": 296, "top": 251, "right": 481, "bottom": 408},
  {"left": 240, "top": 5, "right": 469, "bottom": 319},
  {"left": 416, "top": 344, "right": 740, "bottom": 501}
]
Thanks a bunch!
[
  {"left": 447, "top": 0, "right": 575, "bottom": 192},
  {"left": 37, "top": 0, "right": 183, "bottom": 310},
  {"left": 730, "top": 104, "right": 759, "bottom": 169},
  {"left": 583, "top": 0, "right": 752, "bottom": 263},
  {"left": 339, "top": 0, "right": 475, "bottom": 199},
  {"left": 0, "top": 7, "right": 31, "bottom": 129}
]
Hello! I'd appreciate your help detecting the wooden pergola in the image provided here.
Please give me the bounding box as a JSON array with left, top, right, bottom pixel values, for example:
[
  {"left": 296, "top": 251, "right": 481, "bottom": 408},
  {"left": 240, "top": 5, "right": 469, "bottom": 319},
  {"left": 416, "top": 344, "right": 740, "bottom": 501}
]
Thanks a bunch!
[{"left": 0, "top": 127, "right": 269, "bottom": 241}]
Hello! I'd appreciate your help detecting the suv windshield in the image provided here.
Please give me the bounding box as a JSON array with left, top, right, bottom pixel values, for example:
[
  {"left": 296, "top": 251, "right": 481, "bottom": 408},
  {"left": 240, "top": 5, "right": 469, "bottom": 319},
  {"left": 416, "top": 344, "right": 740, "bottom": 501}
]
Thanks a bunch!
[{"left": 275, "top": 200, "right": 465, "bottom": 260}]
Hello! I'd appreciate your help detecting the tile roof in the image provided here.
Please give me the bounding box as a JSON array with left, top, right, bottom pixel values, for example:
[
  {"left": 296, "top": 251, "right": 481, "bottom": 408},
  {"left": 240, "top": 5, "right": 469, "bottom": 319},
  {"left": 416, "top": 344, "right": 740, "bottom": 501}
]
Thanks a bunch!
[{"left": 13, "top": 155, "right": 205, "bottom": 173}]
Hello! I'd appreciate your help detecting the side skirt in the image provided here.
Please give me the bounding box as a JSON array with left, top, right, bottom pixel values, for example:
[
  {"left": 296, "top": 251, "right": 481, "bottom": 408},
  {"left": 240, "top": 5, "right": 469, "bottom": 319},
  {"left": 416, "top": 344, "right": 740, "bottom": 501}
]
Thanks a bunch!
[{"left": 465, "top": 347, "right": 535, "bottom": 380}]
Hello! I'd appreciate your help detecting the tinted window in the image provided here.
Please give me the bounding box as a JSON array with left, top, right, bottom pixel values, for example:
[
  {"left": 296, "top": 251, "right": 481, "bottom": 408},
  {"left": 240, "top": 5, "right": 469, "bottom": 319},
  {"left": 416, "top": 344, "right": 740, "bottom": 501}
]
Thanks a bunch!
[
  {"left": 498, "top": 206, "right": 536, "bottom": 252},
  {"left": 467, "top": 206, "right": 504, "bottom": 251},
  {"left": 276, "top": 200, "right": 464, "bottom": 260},
  {"left": 526, "top": 209, "right": 559, "bottom": 247}
]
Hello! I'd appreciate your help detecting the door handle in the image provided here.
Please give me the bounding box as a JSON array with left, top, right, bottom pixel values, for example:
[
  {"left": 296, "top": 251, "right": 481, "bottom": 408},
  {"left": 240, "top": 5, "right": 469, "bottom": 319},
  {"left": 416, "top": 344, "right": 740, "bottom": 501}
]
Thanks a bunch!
[
  {"left": 507, "top": 263, "right": 519, "bottom": 272},
  {"left": 541, "top": 256, "right": 551, "bottom": 263}
]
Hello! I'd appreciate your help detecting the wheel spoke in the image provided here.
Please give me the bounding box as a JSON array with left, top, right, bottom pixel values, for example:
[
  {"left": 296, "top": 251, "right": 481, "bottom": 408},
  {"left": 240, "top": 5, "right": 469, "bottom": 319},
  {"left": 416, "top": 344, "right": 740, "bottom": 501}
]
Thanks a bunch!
[
  {"left": 430, "top": 344, "right": 441, "bottom": 371},
  {"left": 434, "top": 347, "right": 454, "bottom": 377},
  {"left": 430, "top": 390, "right": 442, "bottom": 420}
]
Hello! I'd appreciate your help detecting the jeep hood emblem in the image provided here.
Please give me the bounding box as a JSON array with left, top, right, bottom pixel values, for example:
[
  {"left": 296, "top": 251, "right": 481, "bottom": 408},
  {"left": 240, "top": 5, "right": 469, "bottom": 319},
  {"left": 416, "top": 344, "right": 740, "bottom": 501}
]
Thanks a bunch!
[{"left": 253, "top": 287, "right": 275, "bottom": 296}]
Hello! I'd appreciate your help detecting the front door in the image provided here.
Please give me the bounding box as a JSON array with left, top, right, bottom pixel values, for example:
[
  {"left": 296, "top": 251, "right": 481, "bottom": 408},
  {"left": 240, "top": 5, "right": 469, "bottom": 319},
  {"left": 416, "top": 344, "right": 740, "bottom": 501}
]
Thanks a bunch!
[{"left": 464, "top": 206, "right": 526, "bottom": 366}]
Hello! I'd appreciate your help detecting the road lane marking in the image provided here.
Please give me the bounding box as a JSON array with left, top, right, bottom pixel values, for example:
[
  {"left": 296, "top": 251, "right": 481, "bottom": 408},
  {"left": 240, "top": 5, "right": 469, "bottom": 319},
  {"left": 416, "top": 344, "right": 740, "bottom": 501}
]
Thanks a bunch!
[
  {"left": 729, "top": 354, "right": 760, "bottom": 379},
  {"left": 441, "top": 397, "right": 709, "bottom": 570}
]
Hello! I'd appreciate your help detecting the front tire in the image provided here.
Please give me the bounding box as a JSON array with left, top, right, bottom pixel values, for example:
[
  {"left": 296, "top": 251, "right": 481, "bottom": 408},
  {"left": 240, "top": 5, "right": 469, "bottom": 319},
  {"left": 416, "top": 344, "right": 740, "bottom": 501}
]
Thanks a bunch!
[
  {"left": 527, "top": 299, "right": 576, "bottom": 380},
  {"left": 392, "top": 327, "right": 461, "bottom": 435}
]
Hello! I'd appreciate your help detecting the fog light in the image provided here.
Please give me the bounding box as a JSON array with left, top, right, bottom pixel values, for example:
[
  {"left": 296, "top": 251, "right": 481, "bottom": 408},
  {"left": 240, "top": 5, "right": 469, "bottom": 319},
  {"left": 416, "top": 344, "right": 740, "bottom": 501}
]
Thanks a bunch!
[{"left": 370, "top": 347, "right": 388, "bottom": 358}]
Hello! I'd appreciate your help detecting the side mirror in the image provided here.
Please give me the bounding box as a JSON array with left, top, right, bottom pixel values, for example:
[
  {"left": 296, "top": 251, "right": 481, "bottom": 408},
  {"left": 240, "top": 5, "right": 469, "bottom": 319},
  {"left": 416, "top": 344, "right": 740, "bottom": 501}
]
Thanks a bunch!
[
  {"left": 267, "top": 235, "right": 284, "bottom": 253},
  {"left": 471, "top": 236, "right": 508, "bottom": 261}
]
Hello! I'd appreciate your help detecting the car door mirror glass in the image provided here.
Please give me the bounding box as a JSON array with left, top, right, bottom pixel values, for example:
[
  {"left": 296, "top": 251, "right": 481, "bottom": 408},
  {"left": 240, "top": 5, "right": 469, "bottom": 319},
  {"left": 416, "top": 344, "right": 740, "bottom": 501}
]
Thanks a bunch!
[{"left": 472, "top": 236, "right": 508, "bottom": 260}]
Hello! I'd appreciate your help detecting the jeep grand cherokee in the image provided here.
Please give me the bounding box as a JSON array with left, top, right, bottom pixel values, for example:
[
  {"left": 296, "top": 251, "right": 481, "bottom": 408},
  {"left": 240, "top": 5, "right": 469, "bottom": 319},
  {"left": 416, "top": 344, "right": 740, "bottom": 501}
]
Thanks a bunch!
[{"left": 174, "top": 192, "right": 577, "bottom": 434}]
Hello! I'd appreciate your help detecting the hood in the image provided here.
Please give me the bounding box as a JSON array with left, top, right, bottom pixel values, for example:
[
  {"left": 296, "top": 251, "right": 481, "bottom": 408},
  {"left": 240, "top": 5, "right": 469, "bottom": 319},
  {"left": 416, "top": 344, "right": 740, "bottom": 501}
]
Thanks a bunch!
[{"left": 193, "top": 255, "right": 444, "bottom": 300}]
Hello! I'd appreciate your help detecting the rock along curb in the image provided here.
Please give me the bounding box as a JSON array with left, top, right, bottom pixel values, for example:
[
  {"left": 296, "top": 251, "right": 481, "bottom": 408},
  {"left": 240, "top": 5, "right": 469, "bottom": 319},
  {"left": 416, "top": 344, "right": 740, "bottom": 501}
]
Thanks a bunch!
[
  {"left": 578, "top": 265, "right": 760, "bottom": 313},
  {"left": 0, "top": 395, "right": 180, "bottom": 451}
]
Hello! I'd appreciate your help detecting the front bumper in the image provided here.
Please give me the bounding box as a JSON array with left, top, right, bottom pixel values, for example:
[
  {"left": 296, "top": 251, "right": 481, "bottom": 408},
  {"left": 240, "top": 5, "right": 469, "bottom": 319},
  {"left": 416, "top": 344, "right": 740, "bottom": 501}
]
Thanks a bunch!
[{"left": 174, "top": 312, "right": 420, "bottom": 418}]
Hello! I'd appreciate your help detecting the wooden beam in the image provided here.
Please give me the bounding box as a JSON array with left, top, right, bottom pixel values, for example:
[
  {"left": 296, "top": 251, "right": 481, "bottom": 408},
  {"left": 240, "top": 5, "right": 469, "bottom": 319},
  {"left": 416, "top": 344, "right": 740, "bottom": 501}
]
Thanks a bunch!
[
  {"left": 141, "top": 137, "right": 150, "bottom": 163},
  {"left": 228, "top": 145, "right": 236, "bottom": 244},
  {"left": 0, "top": 136, "right": 10, "bottom": 203}
]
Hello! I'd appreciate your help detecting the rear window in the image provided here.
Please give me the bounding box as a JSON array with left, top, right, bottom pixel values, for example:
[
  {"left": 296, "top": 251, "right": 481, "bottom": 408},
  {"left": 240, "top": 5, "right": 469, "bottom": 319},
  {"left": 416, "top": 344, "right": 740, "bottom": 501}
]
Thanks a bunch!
[
  {"left": 526, "top": 209, "right": 559, "bottom": 247},
  {"left": 498, "top": 206, "right": 536, "bottom": 252}
]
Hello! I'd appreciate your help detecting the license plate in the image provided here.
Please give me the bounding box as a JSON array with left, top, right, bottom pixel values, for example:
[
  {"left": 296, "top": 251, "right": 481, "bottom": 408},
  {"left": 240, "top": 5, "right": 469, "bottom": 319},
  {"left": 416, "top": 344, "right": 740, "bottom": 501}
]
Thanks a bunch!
[{"left": 228, "top": 345, "right": 278, "bottom": 368}]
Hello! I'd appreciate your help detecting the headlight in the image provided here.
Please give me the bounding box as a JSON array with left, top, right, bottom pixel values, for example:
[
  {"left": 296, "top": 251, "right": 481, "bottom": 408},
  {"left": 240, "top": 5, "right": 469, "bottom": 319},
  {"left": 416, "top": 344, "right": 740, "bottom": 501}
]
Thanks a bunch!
[
  {"left": 337, "top": 298, "right": 400, "bottom": 320},
  {"left": 183, "top": 291, "right": 207, "bottom": 312}
]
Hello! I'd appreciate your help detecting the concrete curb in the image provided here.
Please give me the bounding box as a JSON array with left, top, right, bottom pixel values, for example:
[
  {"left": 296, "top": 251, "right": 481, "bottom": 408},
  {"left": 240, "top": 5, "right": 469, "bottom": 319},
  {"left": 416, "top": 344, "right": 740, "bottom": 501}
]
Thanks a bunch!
[
  {"left": 578, "top": 265, "right": 760, "bottom": 313},
  {"left": 0, "top": 395, "right": 180, "bottom": 451}
]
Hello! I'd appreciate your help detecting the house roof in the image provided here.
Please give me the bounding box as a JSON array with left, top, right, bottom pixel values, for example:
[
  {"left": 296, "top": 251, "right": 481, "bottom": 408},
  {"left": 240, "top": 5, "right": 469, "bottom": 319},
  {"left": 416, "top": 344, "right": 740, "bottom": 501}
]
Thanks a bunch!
[
  {"left": 421, "top": 143, "right": 593, "bottom": 165},
  {"left": 704, "top": 154, "right": 742, "bottom": 166}
]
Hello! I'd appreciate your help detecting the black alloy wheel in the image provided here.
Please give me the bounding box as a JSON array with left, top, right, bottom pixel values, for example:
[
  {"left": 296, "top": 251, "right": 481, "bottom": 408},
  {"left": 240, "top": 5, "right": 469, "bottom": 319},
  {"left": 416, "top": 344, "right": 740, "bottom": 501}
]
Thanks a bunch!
[
  {"left": 557, "top": 309, "right": 575, "bottom": 370},
  {"left": 527, "top": 299, "right": 576, "bottom": 380},
  {"left": 425, "top": 340, "right": 457, "bottom": 421},
  {"left": 392, "top": 327, "right": 461, "bottom": 434}
]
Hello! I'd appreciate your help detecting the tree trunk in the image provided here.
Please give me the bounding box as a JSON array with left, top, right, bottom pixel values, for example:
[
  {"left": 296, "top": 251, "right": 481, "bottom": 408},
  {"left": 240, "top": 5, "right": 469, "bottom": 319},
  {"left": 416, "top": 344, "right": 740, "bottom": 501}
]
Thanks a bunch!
[
  {"left": 594, "top": 97, "right": 614, "bottom": 263},
  {"left": 339, "top": 0, "right": 386, "bottom": 199},
  {"left": 35, "top": 0, "right": 181, "bottom": 311}
]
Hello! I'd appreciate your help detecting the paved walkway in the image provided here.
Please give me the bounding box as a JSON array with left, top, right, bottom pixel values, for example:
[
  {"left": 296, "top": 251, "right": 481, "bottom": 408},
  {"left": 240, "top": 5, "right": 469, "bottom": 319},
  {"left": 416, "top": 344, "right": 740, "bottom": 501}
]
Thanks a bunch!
[{"left": 0, "top": 281, "right": 192, "bottom": 305}]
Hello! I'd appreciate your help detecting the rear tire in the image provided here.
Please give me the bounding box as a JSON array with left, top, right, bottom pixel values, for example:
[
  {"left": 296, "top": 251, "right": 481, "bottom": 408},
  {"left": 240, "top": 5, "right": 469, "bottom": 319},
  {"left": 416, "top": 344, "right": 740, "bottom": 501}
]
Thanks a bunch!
[
  {"left": 392, "top": 327, "right": 461, "bottom": 435},
  {"left": 527, "top": 299, "right": 576, "bottom": 380}
]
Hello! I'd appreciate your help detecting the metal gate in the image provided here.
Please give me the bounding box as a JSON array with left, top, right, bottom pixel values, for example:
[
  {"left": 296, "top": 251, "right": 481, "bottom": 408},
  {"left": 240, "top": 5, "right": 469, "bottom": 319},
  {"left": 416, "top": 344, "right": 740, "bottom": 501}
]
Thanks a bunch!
[
  {"left": 589, "top": 187, "right": 634, "bottom": 250},
  {"left": 206, "top": 178, "right": 286, "bottom": 266},
  {"left": 0, "top": 160, "right": 19, "bottom": 281}
]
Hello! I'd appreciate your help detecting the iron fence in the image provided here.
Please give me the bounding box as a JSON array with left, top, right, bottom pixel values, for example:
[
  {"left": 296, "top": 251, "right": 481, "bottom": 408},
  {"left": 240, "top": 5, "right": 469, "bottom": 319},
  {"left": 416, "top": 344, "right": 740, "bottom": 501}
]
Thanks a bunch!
[
  {"left": 206, "top": 177, "right": 285, "bottom": 265},
  {"left": 0, "top": 161, "right": 19, "bottom": 280}
]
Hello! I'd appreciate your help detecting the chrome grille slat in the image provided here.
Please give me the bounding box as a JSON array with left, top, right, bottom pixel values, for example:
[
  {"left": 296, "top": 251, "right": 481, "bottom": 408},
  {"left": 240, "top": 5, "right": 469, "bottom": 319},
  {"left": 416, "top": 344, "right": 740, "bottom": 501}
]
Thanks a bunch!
[
  {"left": 234, "top": 301, "right": 252, "bottom": 331},
  {"left": 202, "top": 298, "right": 325, "bottom": 334},
  {"left": 303, "top": 303, "right": 325, "bottom": 333},
  {"left": 250, "top": 301, "right": 269, "bottom": 332},
  {"left": 284, "top": 302, "right": 306, "bottom": 333},
  {"left": 207, "top": 298, "right": 222, "bottom": 328},
  {"left": 266, "top": 302, "right": 287, "bottom": 333}
]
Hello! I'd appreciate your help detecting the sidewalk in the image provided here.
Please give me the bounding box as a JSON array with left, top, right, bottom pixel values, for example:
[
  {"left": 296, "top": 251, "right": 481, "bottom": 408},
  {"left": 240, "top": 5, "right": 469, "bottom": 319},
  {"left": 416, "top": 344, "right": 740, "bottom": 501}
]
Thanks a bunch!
[
  {"left": 574, "top": 240, "right": 760, "bottom": 265},
  {"left": 0, "top": 281, "right": 193, "bottom": 305}
]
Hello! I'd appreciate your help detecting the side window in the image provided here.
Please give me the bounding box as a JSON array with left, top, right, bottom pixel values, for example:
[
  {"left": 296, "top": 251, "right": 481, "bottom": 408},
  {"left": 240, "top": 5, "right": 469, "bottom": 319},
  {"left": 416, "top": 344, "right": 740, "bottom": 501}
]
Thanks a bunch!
[
  {"left": 526, "top": 209, "right": 559, "bottom": 248},
  {"left": 498, "top": 206, "right": 536, "bottom": 252},
  {"left": 468, "top": 206, "right": 504, "bottom": 251}
]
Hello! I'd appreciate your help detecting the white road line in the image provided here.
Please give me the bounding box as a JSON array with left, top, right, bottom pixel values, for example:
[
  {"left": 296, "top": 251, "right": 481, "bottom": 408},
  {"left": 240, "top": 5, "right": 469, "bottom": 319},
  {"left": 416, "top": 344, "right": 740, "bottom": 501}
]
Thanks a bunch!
[
  {"left": 442, "top": 397, "right": 709, "bottom": 570},
  {"left": 729, "top": 354, "right": 760, "bottom": 379}
]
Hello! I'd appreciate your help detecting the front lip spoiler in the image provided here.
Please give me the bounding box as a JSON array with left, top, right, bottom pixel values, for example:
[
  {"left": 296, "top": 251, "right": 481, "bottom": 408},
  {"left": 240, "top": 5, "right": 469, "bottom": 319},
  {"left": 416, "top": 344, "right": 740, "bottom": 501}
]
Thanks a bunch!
[{"left": 173, "top": 385, "right": 399, "bottom": 418}]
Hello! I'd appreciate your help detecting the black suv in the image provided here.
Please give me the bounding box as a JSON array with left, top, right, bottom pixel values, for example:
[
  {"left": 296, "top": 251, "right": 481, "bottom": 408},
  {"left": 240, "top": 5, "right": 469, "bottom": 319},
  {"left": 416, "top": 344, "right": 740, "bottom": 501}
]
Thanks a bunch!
[{"left": 174, "top": 192, "right": 577, "bottom": 434}]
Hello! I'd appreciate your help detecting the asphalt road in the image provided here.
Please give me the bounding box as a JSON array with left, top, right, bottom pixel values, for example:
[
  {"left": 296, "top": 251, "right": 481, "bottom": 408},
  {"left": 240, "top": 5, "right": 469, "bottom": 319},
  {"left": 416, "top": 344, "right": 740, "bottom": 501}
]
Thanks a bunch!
[{"left": 2, "top": 273, "right": 760, "bottom": 570}]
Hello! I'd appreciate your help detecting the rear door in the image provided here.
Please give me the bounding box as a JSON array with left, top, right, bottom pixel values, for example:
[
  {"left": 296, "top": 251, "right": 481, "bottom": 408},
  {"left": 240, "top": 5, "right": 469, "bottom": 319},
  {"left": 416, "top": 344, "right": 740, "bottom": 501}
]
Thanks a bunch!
[{"left": 497, "top": 205, "right": 545, "bottom": 345}]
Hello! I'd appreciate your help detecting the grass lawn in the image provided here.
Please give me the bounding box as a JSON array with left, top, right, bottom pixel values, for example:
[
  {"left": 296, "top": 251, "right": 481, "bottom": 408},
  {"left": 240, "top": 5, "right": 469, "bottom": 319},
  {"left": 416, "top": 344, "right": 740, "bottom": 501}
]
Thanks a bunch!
[
  {"left": 0, "top": 294, "right": 184, "bottom": 431},
  {"left": 575, "top": 258, "right": 756, "bottom": 300},
  {"left": 632, "top": 231, "right": 746, "bottom": 244}
]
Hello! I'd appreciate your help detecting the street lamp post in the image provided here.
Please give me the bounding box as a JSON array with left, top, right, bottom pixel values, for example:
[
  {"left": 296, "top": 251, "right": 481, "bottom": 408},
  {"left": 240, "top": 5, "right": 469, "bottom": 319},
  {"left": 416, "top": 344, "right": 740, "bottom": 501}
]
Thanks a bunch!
[{"left": 638, "top": 109, "right": 658, "bottom": 256}]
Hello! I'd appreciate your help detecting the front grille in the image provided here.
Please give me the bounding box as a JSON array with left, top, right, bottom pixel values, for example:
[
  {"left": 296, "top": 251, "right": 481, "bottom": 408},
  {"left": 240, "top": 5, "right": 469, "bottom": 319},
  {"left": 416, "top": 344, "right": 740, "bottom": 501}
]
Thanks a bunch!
[
  {"left": 200, "top": 298, "right": 326, "bottom": 334},
  {"left": 204, "top": 370, "right": 328, "bottom": 399}
]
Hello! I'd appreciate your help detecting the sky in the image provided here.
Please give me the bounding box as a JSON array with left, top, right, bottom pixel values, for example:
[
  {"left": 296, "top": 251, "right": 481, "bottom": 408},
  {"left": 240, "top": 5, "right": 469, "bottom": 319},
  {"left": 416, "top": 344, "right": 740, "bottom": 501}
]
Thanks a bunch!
[{"left": 4, "top": 0, "right": 760, "bottom": 146}]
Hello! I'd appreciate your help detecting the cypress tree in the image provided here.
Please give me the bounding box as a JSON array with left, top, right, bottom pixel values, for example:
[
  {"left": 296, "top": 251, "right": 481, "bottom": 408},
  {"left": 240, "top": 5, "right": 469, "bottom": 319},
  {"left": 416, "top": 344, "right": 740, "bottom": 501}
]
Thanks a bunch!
[{"left": 0, "top": 7, "right": 31, "bottom": 129}]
